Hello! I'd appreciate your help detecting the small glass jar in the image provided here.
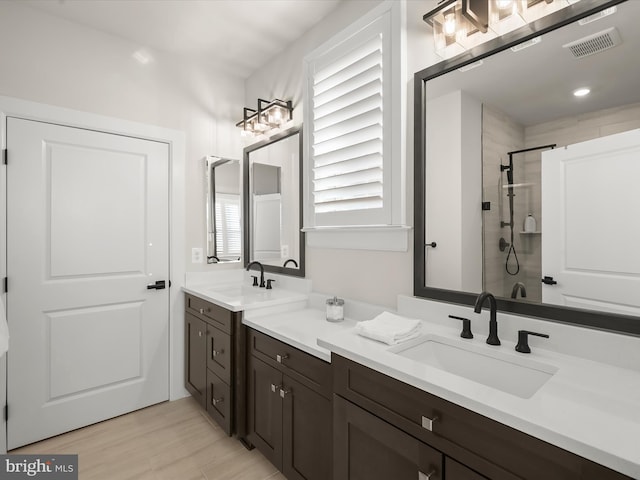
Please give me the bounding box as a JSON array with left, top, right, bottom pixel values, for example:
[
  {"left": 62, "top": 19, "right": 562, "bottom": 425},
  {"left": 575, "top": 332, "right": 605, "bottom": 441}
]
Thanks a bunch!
[{"left": 326, "top": 296, "right": 344, "bottom": 322}]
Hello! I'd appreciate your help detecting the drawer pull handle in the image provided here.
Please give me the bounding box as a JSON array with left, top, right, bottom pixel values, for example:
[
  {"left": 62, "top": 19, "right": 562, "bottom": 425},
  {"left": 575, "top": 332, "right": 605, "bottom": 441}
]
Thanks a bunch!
[
  {"left": 418, "top": 470, "right": 437, "bottom": 480},
  {"left": 279, "top": 388, "right": 289, "bottom": 398},
  {"left": 421, "top": 415, "right": 438, "bottom": 432},
  {"left": 199, "top": 308, "right": 204, "bottom": 314},
  {"left": 270, "top": 383, "right": 281, "bottom": 393},
  {"left": 212, "top": 349, "right": 224, "bottom": 357},
  {"left": 276, "top": 354, "right": 289, "bottom": 363},
  {"left": 212, "top": 397, "right": 224, "bottom": 406}
]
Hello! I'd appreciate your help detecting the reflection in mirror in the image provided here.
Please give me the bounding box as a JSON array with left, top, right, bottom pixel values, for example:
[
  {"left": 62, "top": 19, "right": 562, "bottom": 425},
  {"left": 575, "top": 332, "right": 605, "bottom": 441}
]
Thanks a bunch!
[
  {"left": 244, "top": 126, "right": 304, "bottom": 277},
  {"left": 415, "top": 0, "right": 640, "bottom": 334},
  {"left": 205, "top": 156, "right": 241, "bottom": 264}
]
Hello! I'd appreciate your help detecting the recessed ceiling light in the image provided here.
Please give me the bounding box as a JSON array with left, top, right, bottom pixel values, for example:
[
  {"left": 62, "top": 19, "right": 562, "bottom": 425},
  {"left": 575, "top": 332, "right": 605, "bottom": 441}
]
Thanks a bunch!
[
  {"left": 573, "top": 87, "right": 591, "bottom": 97},
  {"left": 132, "top": 49, "right": 153, "bottom": 65}
]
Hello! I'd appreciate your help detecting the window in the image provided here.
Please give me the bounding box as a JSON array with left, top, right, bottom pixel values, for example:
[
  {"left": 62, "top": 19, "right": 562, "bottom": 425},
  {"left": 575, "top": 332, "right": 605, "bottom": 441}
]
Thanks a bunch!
[
  {"left": 215, "top": 193, "right": 241, "bottom": 260},
  {"left": 303, "top": 1, "right": 408, "bottom": 250}
]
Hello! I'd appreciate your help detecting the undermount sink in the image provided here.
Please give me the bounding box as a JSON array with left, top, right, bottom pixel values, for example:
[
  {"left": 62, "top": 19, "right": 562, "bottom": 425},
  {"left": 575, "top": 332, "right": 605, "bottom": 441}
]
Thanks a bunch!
[{"left": 388, "top": 334, "right": 558, "bottom": 399}]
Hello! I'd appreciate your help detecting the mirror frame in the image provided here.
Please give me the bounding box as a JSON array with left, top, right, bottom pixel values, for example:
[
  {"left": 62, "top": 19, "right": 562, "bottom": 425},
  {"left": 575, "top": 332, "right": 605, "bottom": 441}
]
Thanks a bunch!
[
  {"left": 243, "top": 125, "right": 305, "bottom": 277},
  {"left": 206, "top": 156, "right": 241, "bottom": 264},
  {"left": 413, "top": 0, "right": 640, "bottom": 336}
]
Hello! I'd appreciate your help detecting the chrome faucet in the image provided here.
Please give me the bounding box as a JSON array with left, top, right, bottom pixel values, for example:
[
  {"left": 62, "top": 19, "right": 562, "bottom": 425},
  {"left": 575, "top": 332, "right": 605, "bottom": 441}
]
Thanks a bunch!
[
  {"left": 473, "top": 292, "right": 501, "bottom": 346},
  {"left": 510, "top": 282, "right": 527, "bottom": 299},
  {"left": 246, "top": 261, "right": 265, "bottom": 288}
]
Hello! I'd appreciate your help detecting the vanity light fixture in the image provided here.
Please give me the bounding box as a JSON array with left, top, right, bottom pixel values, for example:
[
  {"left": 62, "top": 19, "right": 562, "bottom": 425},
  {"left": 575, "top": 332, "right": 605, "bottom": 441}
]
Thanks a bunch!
[
  {"left": 424, "top": 0, "right": 571, "bottom": 59},
  {"left": 236, "top": 98, "right": 293, "bottom": 137}
]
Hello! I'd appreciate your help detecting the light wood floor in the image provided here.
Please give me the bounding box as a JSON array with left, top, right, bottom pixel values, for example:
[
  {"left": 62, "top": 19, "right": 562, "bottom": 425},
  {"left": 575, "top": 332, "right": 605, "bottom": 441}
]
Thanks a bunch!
[{"left": 11, "top": 397, "right": 285, "bottom": 480}]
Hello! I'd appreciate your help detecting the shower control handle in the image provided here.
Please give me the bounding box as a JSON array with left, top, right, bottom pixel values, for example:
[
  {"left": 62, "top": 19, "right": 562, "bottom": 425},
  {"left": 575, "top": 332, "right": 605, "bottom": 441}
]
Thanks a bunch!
[{"left": 541, "top": 276, "right": 557, "bottom": 285}]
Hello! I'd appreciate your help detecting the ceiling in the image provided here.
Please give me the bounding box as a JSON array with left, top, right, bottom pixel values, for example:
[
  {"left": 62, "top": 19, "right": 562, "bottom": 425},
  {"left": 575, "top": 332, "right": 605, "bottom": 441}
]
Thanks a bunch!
[
  {"left": 426, "top": 1, "right": 640, "bottom": 126},
  {"left": 19, "top": 0, "right": 343, "bottom": 78}
]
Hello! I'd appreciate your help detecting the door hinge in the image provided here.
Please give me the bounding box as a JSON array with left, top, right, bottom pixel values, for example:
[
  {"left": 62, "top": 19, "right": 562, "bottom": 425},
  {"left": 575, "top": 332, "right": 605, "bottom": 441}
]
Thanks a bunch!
[
  {"left": 482, "top": 201, "right": 491, "bottom": 211},
  {"left": 4, "top": 404, "right": 7, "bottom": 421},
  {"left": 2, "top": 149, "right": 6, "bottom": 165},
  {"left": 3, "top": 277, "right": 6, "bottom": 294}
]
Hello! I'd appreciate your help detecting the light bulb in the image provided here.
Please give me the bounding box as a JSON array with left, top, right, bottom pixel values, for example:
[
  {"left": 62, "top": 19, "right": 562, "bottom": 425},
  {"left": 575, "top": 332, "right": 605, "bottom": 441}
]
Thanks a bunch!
[
  {"left": 443, "top": 11, "right": 457, "bottom": 37},
  {"left": 270, "top": 107, "right": 283, "bottom": 125},
  {"left": 496, "top": 0, "right": 514, "bottom": 10},
  {"left": 573, "top": 87, "right": 590, "bottom": 97}
]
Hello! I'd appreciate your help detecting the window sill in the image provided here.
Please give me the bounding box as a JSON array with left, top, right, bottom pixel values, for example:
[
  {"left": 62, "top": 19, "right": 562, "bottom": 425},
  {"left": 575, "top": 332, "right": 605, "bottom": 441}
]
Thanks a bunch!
[{"left": 302, "top": 225, "right": 412, "bottom": 252}]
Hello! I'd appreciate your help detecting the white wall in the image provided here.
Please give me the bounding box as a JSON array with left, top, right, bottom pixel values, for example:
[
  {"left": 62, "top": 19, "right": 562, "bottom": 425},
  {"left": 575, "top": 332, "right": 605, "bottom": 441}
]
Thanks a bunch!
[
  {"left": 425, "top": 90, "right": 482, "bottom": 292},
  {"left": 244, "top": 0, "right": 438, "bottom": 307},
  {"left": 0, "top": 1, "right": 245, "bottom": 271}
]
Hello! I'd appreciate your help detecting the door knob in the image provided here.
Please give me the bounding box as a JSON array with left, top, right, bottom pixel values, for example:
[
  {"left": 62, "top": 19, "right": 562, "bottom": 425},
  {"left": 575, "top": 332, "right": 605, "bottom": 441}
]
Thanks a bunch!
[
  {"left": 147, "top": 280, "right": 166, "bottom": 290},
  {"left": 541, "top": 276, "right": 557, "bottom": 285}
]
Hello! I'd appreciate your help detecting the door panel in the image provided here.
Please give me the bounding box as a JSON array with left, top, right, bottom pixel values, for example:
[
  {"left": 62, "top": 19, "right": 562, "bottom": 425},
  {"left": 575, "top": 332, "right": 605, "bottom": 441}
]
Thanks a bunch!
[
  {"left": 247, "top": 355, "right": 283, "bottom": 469},
  {"left": 7, "top": 117, "right": 170, "bottom": 449},
  {"left": 49, "top": 142, "right": 146, "bottom": 277},
  {"left": 541, "top": 128, "right": 640, "bottom": 315},
  {"left": 48, "top": 302, "right": 143, "bottom": 399},
  {"left": 185, "top": 313, "right": 206, "bottom": 407},
  {"left": 282, "top": 376, "right": 332, "bottom": 480}
]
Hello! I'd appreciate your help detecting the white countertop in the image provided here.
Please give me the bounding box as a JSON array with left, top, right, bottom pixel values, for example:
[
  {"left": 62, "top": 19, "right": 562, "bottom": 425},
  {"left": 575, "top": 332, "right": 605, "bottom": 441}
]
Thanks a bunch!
[
  {"left": 244, "top": 302, "right": 640, "bottom": 478},
  {"left": 182, "top": 283, "right": 308, "bottom": 313}
]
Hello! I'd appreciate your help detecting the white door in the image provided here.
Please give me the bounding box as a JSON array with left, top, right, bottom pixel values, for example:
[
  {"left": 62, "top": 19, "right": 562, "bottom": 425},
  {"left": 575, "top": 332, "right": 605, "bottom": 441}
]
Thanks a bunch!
[
  {"left": 541, "top": 128, "right": 640, "bottom": 316},
  {"left": 253, "top": 193, "right": 282, "bottom": 260},
  {"left": 7, "top": 117, "right": 170, "bottom": 449}
]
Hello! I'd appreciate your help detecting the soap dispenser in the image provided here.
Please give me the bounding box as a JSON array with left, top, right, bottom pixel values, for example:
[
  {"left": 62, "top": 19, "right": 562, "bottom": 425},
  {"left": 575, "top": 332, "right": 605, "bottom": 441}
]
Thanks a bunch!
[{"left": 524, "top": 213, "right": 537, "bottom": 233}]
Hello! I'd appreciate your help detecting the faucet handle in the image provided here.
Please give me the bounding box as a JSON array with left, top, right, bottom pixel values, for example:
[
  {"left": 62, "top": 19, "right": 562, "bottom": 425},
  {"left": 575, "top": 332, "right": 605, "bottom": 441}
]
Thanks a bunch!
[
  {"left": 515, "top": 330, "right": 549, "bottom": 354},
  {"left": 266, "top": 279, "right": 275, "bottom": 290},
  {"left": 251, "top": 275, "right": 259, "bottom": 287},
  {"left": 448, "top": 315, "right": 473, "bottom": 339}
]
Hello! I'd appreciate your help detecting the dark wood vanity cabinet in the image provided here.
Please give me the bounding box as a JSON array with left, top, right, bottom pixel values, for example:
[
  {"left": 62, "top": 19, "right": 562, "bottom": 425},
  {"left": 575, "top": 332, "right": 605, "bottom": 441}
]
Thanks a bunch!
[
  {"left": 333, "top": 354, "right": 631, "bottom": 480},
  {"left": 184, "top": 293, "right": 244, "bottom": 436},
  {"left": 247, "top": 328, "right": 332, "bottom": 480}
]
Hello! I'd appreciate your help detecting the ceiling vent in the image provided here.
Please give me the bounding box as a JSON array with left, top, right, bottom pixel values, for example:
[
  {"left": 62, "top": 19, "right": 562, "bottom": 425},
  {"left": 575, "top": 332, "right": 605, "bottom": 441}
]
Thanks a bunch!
[{"left": 563, "top": 27, "right": 621, "bottom": 59}]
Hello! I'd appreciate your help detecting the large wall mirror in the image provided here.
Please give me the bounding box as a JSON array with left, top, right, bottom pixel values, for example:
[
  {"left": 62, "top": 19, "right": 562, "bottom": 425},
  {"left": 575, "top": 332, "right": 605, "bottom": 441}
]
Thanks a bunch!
[
  {"left": 415, "top": 0, "right": 640, "bottom": 334},
  {"left": 243, "top": 126, "right": 305, "bottom": 277},
  {"left": 206, "top": 156, "right": 242, "bottom": 264}
]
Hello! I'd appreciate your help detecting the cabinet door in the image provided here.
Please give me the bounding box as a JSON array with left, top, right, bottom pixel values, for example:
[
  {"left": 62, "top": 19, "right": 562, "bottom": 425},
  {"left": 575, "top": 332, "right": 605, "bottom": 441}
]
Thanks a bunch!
[
  {"left": 445, "top": 458, "right": 488, "bottom": 480},
  {"left": 334, "top": 395, "right": 442, "bottom": 480},
  {"left": 184, "top": 313, "right": 206, "bottom": 407},
  {"left": 247, "top": 355, "right": 283, "bottom": 469},
  {"left": 282, "top": 375, "right": 332, "bottom": 480}
]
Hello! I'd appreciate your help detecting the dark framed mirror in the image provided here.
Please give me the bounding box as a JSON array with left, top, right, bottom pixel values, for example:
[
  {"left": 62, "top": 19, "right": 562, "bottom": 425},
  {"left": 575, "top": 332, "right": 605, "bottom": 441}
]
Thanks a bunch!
[
  {"left": 206, "top": 156, "right": 241, "bottom": 264},
  {"left": 243, "top": 126, "right": 305, "bottom": 277},
  {"left": 414, "top": 0, "right": 640, "bottom": 335}
]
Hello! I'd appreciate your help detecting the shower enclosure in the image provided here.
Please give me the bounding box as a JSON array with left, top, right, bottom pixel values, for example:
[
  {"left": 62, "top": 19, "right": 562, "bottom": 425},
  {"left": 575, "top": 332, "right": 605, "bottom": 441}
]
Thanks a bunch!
[{"left": 482, "top": 106, "right": 555, "bottom": 302}]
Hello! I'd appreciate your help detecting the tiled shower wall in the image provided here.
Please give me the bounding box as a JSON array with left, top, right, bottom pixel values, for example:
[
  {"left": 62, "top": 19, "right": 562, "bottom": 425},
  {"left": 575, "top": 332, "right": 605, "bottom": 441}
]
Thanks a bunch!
[{"left": 483, "top": 101, "right": 640, "bottom": 301}]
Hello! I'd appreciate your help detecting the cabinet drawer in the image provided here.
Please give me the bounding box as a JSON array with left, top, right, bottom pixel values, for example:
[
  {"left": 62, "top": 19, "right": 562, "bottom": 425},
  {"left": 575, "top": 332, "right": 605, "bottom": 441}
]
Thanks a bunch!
[
  {"left": 248, "top": 328, "right": 331, "bottom": 398},
  {"left": 333, "top": 355, "right": 630, "bottom": 480},
  {"left": 186, "top": 293, "right": 232, "bottom": 334},
  {"left": 206, "top": 324, "right": 232, "bottom": 385},
  {"left": 334, "top": 395, "right": 442, "bottom": 480},
  {"left": 206, "top": 369, "right": 232, "bottom": 435}
]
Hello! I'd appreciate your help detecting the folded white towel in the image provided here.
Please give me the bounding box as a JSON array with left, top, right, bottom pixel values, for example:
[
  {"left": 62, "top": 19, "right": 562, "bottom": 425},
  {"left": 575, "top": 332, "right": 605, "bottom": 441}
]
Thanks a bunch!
[{"left": 355, "top": 311, "right": 422, "bottom": 345}]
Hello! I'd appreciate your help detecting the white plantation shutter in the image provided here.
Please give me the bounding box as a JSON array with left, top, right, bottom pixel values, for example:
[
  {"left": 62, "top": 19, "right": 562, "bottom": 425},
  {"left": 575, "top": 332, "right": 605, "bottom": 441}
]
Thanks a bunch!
[
  {"left": 307, "top": 12, "right": 393, "bottom": 227},
  {"left": 302, "top": 2, "right": 408, "bottom": 250}
]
